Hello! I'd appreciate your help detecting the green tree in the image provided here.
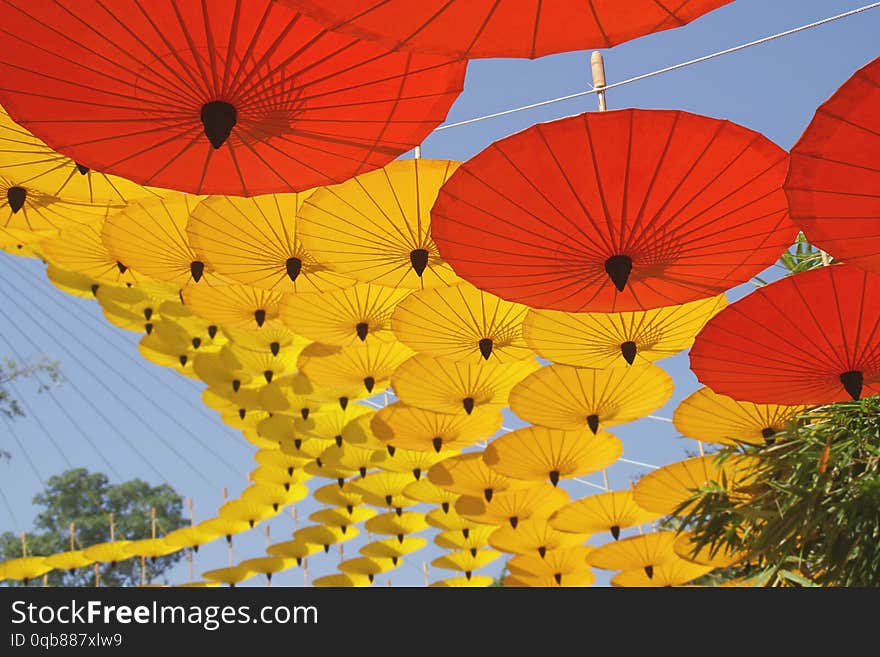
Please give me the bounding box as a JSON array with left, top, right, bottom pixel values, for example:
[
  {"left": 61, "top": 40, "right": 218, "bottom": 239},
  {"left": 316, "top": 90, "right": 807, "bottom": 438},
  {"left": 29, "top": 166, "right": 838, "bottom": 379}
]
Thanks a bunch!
[
  {"left": 0, "top": 355, "right": 62, "bottom": 461},
  {"left": 1, "top": 468, "right": 188, "bottom": 586}
]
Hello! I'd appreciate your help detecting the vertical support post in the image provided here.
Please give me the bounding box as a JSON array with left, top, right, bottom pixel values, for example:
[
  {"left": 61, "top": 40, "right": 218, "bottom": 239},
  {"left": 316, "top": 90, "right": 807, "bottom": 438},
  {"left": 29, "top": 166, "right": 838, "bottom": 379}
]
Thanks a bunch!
[
  {"left": 591, "top": 51, "right": 608, "bottom": 112},
  {"left": 414, "top": 145, "right": 422, "bottom": 159},
  {"left": 69, "top": 523, "right": 76, "bottom": 551}
]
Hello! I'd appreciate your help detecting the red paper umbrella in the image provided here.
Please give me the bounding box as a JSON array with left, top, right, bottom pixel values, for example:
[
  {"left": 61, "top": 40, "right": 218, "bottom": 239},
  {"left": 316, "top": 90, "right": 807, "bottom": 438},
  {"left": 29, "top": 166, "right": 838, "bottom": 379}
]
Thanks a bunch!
[
  {"left": 432, "top": 109, "right": 795, "bottom": 313},
  {"left": 690, "top": 264, "right": 880, "bottom": 404},
  {"left": 786, "top": 56, "right": 880, "bottom": 274},
  {"left": 0, "top": 0, "right": 465, "bottom": 196},
  {"left": 289, "top": 0, "right": 731, "bottom": 59}
]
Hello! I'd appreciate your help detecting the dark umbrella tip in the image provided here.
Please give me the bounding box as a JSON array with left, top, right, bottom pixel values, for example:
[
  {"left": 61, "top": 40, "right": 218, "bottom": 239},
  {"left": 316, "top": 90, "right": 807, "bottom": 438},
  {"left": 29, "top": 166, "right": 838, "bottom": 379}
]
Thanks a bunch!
[
  {"left": 840, "top": 370, "right": 863, "bottom": 401},
  {"left": 6, "top": 186, "right": 26, "bottom": 213},
  {"left": 200, "top": 101, "right": 237, "bottom": 149},
  {"left": 604, "top": 255, "right": 633, "bottom": 292},
  {"left": 587, "top": 414, "right": 600, "bottom": 434},
  {"left": 355, "top": 322, "right": 369, "bottom": 342},
  {"left": 462, "top": 397, "right": 475, "bottom": 414},
  {"left": 190, "top": 260, "right": 205, "bottom": 283},
  {"left": 620, "top": 340, "right": 638, "bottom": 365},
  {"left": 409, "top": 248, "right": 429, "bottom": 276},
  {"left": 285, "top": 257, "right": 302, "bottom": 282},
  {"left": 478, "top": 338, "right": 493, "bottom": 360}
]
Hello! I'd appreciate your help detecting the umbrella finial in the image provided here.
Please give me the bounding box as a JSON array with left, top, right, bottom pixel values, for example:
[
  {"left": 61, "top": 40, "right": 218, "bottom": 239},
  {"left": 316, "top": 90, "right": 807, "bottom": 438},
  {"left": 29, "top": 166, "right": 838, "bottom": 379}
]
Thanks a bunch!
[
  {"left": 355, "top": 322, "right": 369, "bottom": 341},
  {"left": 409, "top": 248, "right": 430, "bottom": 276},
  {"left": 840, "top": 370, "right": 863, "bottom": 401},
  {"left": 604, "top": 255, "right": 632, "bottom": 292},
  {"left": 200, "top": 101, "right": 237, "bottom": 149},
  {"left": 620, "top": 341, "right": 638, "bottom": 365},
  {"left": 591, "top": 51, "right": 607, "bottom": 111},
  {"left": 189, "top": 260, "right": 205, "bottom": 283},
  {"left": 478, "top": 338, "right": 494, "bottom": 360},
  {"left": 6, "top": 186, "right": 26, "bottom": 213},
  {"left": 285, "top": 257, "right": 302, "bottom": 282},
  {"left": 462, "top": 397, "right": 475, "bottom": 415},
  {"left": 586, "top": 414, "right": 600, "bottom": 434}
]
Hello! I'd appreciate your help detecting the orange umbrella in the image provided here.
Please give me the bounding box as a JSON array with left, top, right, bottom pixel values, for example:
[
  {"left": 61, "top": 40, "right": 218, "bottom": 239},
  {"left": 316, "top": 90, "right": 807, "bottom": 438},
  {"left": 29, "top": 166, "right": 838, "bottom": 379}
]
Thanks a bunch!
[{"left": 432, "top": 109, "right": 795, "bottom": 312}]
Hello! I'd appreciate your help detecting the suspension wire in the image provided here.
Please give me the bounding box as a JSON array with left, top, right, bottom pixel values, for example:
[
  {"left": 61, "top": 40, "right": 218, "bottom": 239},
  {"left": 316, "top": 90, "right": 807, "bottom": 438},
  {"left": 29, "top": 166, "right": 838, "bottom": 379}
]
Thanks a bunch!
[
  {"left": 0, "top": 483, "right": 20, "bottom": 532},
  {"left": 0, "top": 274, "right": 224, "bottom": 489},
  {"left": 0, "top": 267, "right": 248, "bottom": 475},
  {"left": 1, "top": 412, "right": 45, "bottom": 486},
  {"left": 13, "top": 261, "right": 245, "bottom": 438},
  {"left": 434, "top": 2, "right": 880, "bottom": 132}
]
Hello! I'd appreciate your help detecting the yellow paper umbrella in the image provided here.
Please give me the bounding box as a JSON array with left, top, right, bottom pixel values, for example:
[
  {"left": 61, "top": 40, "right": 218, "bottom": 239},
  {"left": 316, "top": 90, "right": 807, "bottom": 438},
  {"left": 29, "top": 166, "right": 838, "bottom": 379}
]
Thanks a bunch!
[
  {"left": 102, "top": 301, "right": 156, "bottom": 336},
  {"left": 319, "top": 443, "right": 387, "bottom": 478},
  {"left": 431, "top": 549, "right": 500, "bottom": 575},
  {"left": 337, "top": 411, "right": 387, "bottom": 452},
  {"left": 96, "top": 282, "right": 178, "bottom": 324},
  {"left": 489, "top": 517, "right": 587, "bottom": 558},
  {"left": 504, "top": 571, "right": 595, "bottom": 588},
  {"left": 506, "top": 546, "right": 594, "bottom": 587},
  {"left": 259, "top": 374, "right": 328, "bottom": 420},
  {"left": 587, "top": 531, "right": 679, "bottom": 579},
  {"left": 611, "top": 557, "right": 715, "bottom": 587},
  {"left": 297, "top": 159, "right": 462, "bottom": 289},
  {"left": 403, "top": 479, "right": 460, "bottom": 512},
  {"left": 522, "top": 295, "right": 727, "bottom": 368},
  {"left": 434, "top": 525, "right": 496, "bottom": 552},
  {"left": 101, "top": 195, "right": 229, "bottom": 288},
  {"left": 138, "top": 332, "right": 198, "bottom": 378},
  {"left": 198, "top": 518, "right": 253, "bottom": 544},
  {"left": 380, "top": 446, "right": 459, "bottom": 481},
  {"left": 365, "top": 511, "right": 429, "bottom": 538},
  {"left": 123, "top": 539, "right": 179, "bottom": 561},
  {"left": 253, "top": 448, "right": 313, "bottom": 476},
  {"left": 312, "top": 573, "right": 372, "bottom": 587},
  {"left": 239, "top": 557, "right": 299, "bottom": 584},
  {"left": 673, "top": 532, "right": 746, "bottom": 569},
  {"left": 220, "top": 324, "right": 305, "bottom": 356},
  {"left": 182, "top": 284, "right": 285, "bottom": 330},
  {"left": 425, "top": 506, "right": 482, "bottom": 534},
  {"left": 202, "top": 565, "right": 255, "bottom": 587},
  {"left": 509, "top": 363, "right": 674, "bottom": 433},
  {"left": 428, "top": 453, "right": 530, "bottom": 502},
  {"left": 1, "top": 556, "right": 52, "bottom": 582},
  {"left": 430, "top": 576, "right": 494, "bottom": 588},
  {"left": 345, "top": 472, "right": 418, "bottom": 511},
  {"left": 241, "top": 482, "right": 309, "bottom": 512},
  {"left": 295, "top": 403, "right": 374, "bottom": 444},
  {"left": 294, "top": 525, "right": 360, "bottom": 552},
  {"left": 483, "top": 426, "right": 623, "bottom": 486},
  {"left": 0, "top": 226, "right": 55, "bottom": 251},
  {"left": 266, "top": 540, "right": 321, "bottom": 564},
  {"left": 360, "top": 537, "right": 427, "bottom": 563},
  {"left": 280, "top": 284, "right": 410, "bottom": 346},
  {"left": 220, "top": 408, "right": 271, "bottom": 433},
  {"left": 313, "top": 483, "right": 363, "bottom": 509},
  {"left": 455, "top": 485, "right": 570, "bottom": 529},
  {"left": 155, "top": 310, "right": 227, "bottom": 353},
  {"left": 46, "top": 263, "right": 101, "bottom": 298},
  {"left": 83, "top": 541, "right": 133, "bottom": 565},
  {"left": 632, "top": 455, "right": 759, "bottom": 516},
  {"left": 338, "top": 556, "right": 398, "bottom": 582},
  {"left": 549, "top": 490, "right": 660, "bottom": 540},
  {"left": 248, "top": 466, "right": 312, "bottom": 492},
  {"left": 219, "top": 500, "right": 279, "bottom": 528},
  {"left": 276, "top": 434, "right": 336, "bottom": 463},
  {"left": 45, "top": 550, "right": 95, "bottom": 573},
  {"left": 303, "top": 458, "right": 357, "bottom": 483},
  {"left": 152, "top": 317, "right": 216, "bottom": 354},
  {"left": 298, "top": 341, "right": 413, "bottom": 395},
  {"left": 309, "top": 506, "right": 377, "bottom": 530},
  {"left": 674, "top": 387, "right": 807, "bottom": 446},
  {"left": 1, "top": 106, "right": 162, "bottom": 204},
  {"left": 41, "top": 223, "right": 143, "bottom": 286},
  {"left": 220, "top": 343, "right": 300, "bottom": 384},
  {"left": 174, "top": 581, "right": 221, "bottom": 588},
  {"left": 371, "top": 402, "right": 502, "bottom": 454},
  {"left": 163, "top": 526, "right": 222, "bottom": 551},
  {"left": 392, "top": 353, "right": 540, "bottom": 416},
  {"left": 187, "top": 192, "right": 354, "bottom": 293},
  {"left": 392, "top": 283, "right": 533, "bottom": 363},
  {"left": 193, "top": 351, "right": 260, "bottom": 394},
  {"left": 202, "top": 386, "right": 263, "bottom": 418}
]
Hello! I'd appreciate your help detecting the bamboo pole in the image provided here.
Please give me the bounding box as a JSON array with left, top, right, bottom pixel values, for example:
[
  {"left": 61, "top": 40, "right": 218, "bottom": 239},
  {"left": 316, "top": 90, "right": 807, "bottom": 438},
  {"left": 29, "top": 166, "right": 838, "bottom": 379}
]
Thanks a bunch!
[
  {"left": 69, "top": 523, "right": 76, "bottom": 552},
  {"left": 591, "top": 51, "right": 607, "bottom": 111}
]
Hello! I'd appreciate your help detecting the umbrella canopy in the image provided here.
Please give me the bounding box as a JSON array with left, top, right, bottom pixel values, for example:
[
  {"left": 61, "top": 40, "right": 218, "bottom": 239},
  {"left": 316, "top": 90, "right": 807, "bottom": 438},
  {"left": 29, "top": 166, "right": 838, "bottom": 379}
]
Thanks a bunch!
[
  {"left": 182, "top": 284, "right": 285, "bottom": 331},
  {"left": 690, "top": 264, "right": 880, "bottom": 404},
  {"left": 549, "top": 490, "right": 660, "bottom": 540},
  {"left": 0, "top": 0, "right": 466, "bottom": 196},
  {"left": 425, "top": 506, "right": 481, "bottom": 533},
  {"left": 364, "top": 511, "right": 429, "bottom": 537},
  {"left": 45, "top": 263, "right": 102, "bottom": 299},
  {"left": 297, "top": 159, "right": 462, "bottom": 289},
  {"left": 1, "top": 106, "right": 164, "bottom": 204},
  {"left": 193, "top": 350, "right": 260, "bottom": 393},
  {"left": 673, "top": 386, "right": 807, "bottom": 446},
  {"left": 294, "top": 525, "right": 360, "bottom": 551},
  {"left": 266, "top": 540, "right": 321, "bottom": 562},
  {"left": 187, "top": 192, "right": 354, "bottom": 293},
  {"left": 337, "top": 411, "right": 387, "bottom": 452},
  {"left": 280, "top": 284, "right": 410, "bottom": 346},
  {"left": 258, "top": 374, "right": 324, "bottom": 418},
  {"left": 313, "top": 483, "right": 363, "bottom": 509},
  {"left": 523, "top": 295, "right": 726, "bottom": 368},
  {"left": 238, "top": 556, "right": 298, "bottom": 578},
  {"left": 392, "top": 283, "right": 533, "bottom": 363},
  {"left": 220, "top": 325, "right": 307, "bottom": 357},
  {"left": 455, "top": 484, "right": 570, "bottom": 529},
  {"left": 241, "top": 481, "right": 309, "bottom": 510},
  {"left": 319, "top": 443, "right": 387, "bottom": 478},
  {"left": 338, "top": 556, "right": 398, "bottom": 579},
  {"left": 673, "top": 531, "right": 746, "bottom": 568},
  {"left": 587, "top": 531, "right": 678, "bottom": 576},
  {"left": 102, "top": 195, "right": 230, "bottom": 287},
  {"left": 163, "top": 526, "right": 223, "bottom": 551},
  {"left": 483, "top": 426, "right": 623, "bottom": 486},
  {"left": 124, "top": 538, "right": 180, "bottom": 560},
  {"left": 345, "top": 471, "right": 416, "bottom": 510},
  {"left": 41, "top": 223, "right": 143, "bottom": 286},
  {"left": 220, "top": 342, "right": 301, "bottom": 383},
  {"left": 312, "top": 573, "right": 372, "bottom": 587},
  {"left": 290, "top": 0, "right": 731, "bottom": 59},
  {"left": 297, "top": 341, "right": 413, "bottom": 395},
  {"left": 218, "top": 500, "right": 278, "bottom": 527},
  {"left": 391, "top": 353, "right": 540, "bottom": 416},
  {"left": 402, "top": 479, "right": 460, "bottom": 510},
  {"left": 201, "top": 566, "right": 254, "bottom": 587},
  {"left": 509, "top": 363, "right": 673, "bottom": 433},
  {"left": 431, "top": 549, "right": 501, "bottom": 576},
  {"left": 429, "top": 576, "right": 494, "bottom": 588},
  {"left": 309, "top": 506, "right": 377, "bottom": 529},
  {"left": 506, "top": 546, "right": 594, "bottom": 587},
  {"left": 786, "top": 56, "right": 880, "bottom": 274},
  {"left": 434, "top": 525, "right": 496, "bottom": 552},
  {"left": 360, "top": 536, "right": 427, "bottom": 561},
  {"left": 45, "top": 550, "right": 95, "bottom": 573},
  {"left": 611, "top": 558, "right": 714, "bottom": 587},
  {"left": 431, "top": 109, "right": 795, "bottom": 312},
  {"left": 632, "top": 455, "right": 758, "bottom": 516},
  {"left": 428, "top": 453, "right": 530, "bottom": 502},
  {"left": 489, "top": 517, "right": 587, "bottom": 558},
  {"left": 138, "top": 332, "right": 198, "bottom": 378},
  {"left": 82, "top": 541, "right": 133, "bottom": 565},
  {"left": 294, "top": 403, "right": 374, "bottom": 444},
  {"left": 380, "top": 446, "right": 460, "bottom": 481},
  {"left": 1, "top": 556, "right": 53, "bottom": 582},
  {"left": 371, "top": 402, "right": 503, "bottom": 453}
]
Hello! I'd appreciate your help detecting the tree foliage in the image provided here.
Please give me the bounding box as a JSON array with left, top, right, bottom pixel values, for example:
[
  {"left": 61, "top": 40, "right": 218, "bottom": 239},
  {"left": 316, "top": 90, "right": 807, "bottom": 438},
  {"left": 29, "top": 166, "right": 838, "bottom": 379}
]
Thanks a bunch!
[{"left": 0, "top": 468, "right": 188, "bottom": 586}]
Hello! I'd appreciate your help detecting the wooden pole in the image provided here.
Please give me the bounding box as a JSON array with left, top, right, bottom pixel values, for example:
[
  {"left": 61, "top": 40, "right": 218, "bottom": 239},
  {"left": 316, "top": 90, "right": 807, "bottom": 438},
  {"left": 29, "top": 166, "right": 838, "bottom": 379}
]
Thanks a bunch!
[
  {"left": 93, "top": 563, "right": 100, "bottom": 587},
  {"left": 602, "top": 470, "right": 610, "bottom": 491},
  {"left": 591, "top": 51, "right": 608, "bottom": 111},
  {"left": 150, "top": 507, "right": 156, "bottom": 539},
  {"left": 414, "top": 145, "right": 422, "bottom": 160},
  {"left": 302, "top": 558, "right": 309, "bottom": 587},
  {"left": 20, "top": 532, "right": 27, "bottom": 558},
  {"left": 69, "top": 523, "right": 76, "bottom": 551},
  {"left": 422, "top": 561, "right": 429, "bottom": 587},
  {"left": 109, "top": 513, "right": 115, "bottom": 542}
]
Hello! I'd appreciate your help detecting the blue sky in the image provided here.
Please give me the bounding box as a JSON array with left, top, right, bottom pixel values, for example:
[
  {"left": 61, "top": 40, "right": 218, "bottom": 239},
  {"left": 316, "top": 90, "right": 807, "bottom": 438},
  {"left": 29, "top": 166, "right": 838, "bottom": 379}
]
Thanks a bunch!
[{"left": 2, "top": 0, "right": 879, "bottom": 588}]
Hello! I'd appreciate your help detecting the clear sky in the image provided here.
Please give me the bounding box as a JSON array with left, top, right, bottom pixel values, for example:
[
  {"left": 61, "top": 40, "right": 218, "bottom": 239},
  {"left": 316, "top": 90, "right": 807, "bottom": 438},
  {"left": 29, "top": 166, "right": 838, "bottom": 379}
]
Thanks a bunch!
[{"left": 2, "top": 0, "right": 879, "bottom": 588}]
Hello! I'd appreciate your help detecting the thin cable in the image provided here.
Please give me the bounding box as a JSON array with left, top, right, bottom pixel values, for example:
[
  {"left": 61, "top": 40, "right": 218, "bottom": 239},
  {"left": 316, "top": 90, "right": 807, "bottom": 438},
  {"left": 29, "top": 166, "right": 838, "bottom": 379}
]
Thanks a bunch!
[
  {"left": 647, "top": 415, "right": 673, "bottom": 423},
  {"left": 1, "top": 412, "right": 45, "bottom": 486},
  {"left": 618, "top": 457, "right": 659, "bottom": 470},
  {"left": 570, "top": 477, "right": 607, "bottom": 491},
  {"left": 433, "top": 2, "right": 880, "bottom": 132},
  {"left": 0, "top": 484, "right": 20, "bottom": 532}
]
